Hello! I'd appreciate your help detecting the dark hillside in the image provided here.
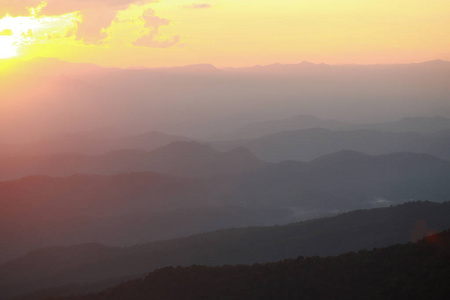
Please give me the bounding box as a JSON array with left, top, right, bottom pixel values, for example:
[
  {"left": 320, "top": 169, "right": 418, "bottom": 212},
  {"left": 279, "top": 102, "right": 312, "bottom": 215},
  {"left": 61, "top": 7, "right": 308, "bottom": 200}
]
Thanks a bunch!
[{"left": 54, "top": 230, "right": 450, "bottom": 300}]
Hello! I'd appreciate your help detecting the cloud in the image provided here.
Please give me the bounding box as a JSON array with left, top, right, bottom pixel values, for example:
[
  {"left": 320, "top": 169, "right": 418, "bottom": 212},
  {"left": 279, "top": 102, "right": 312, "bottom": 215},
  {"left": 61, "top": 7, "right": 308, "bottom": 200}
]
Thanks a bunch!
[
  {"left": 0, "top": 29, "right": 13, "bottom": 36},
  {"left": 0, "top": 0, "right": 177, "bottom": 46},
  {"left": 183, "top": 3, "right": 212, "bottom": 9},
  {"left": 0, "top": 0, "right": 149, "bottom": 17},
  {"left": 42, "top": 1, "right": 156, "bottom": 43},
  {"left": 133, "top": 8, "right": 180, "bottom": 48},
  {"left": 0, "top": 1, "right": 41, "bottom": 17}
]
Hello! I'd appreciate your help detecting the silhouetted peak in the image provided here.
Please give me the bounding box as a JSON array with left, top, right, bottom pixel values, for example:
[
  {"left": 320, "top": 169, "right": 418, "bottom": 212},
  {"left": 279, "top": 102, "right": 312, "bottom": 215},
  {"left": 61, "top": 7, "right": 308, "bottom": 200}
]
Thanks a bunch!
[{"left": 298, "top": 61, "right": 316, "bottom": 66}]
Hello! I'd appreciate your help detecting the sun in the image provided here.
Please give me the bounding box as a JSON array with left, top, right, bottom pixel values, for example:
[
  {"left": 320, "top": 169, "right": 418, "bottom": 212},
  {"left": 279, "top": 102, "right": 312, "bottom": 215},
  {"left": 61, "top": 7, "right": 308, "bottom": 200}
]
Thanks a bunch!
[
  {"left": 0, "top": 37, "right": 18, "bottom": 59},
  {"left": 0, "top": 13, "right": 65, "bottom": 60},
  {"left": 0, "top": 14, "right": 38, "bottom": 60},
  {"left": 0, "top": 10, "right": 81, "bottom": 61}
]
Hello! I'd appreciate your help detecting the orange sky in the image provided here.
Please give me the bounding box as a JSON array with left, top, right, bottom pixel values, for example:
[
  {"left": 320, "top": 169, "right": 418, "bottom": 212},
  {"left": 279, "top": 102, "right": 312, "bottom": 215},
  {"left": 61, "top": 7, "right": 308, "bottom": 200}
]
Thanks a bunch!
[{"left": 0, "top": 0, "right": 449, "bottom": 67}]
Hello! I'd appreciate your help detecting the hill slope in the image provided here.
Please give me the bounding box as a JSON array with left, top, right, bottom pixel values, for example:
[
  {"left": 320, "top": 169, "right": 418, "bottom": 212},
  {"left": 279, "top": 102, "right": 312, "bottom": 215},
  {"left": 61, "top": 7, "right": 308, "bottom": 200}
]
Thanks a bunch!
[
  {"left": 226, "top": 151, "right": 450, "bottom": 209},
  {"left": 56, "top": 229, "right": 450, "bottom": 300},
  {"left": 2, "top": 202, "right": 450, "bottom": 299},
  {"left": 0, "top": 172, "right": 290, "bottom": 264},
  {"left": 2, "top": 151, "right": 450, "bottom": 262}
]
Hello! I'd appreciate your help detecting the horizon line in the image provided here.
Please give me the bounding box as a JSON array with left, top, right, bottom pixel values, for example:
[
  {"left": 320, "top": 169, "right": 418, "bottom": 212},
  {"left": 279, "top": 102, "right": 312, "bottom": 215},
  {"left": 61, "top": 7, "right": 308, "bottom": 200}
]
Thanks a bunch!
[{"left": 1, "top": 57, "right": 449, "bottom": 71}]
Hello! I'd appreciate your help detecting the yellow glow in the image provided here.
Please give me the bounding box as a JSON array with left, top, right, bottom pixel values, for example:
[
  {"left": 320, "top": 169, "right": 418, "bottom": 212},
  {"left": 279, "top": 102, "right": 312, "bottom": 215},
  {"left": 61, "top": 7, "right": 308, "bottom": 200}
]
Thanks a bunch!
[
  {"left": 0, "top": 0, "right": 449, "bottom": 66},
  {"left": 0, "top": 15, "right": 40, "bottom": 58},
  {"left": 0, "top": 9, "right": 80, "bottom": 60}
]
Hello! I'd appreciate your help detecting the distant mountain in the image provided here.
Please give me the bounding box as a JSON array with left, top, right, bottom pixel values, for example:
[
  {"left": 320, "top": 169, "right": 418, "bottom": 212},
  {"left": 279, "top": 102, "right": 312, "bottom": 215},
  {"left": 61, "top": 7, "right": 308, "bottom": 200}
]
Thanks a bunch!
[
  {"left": 212, "top": 127, "right": 450, "bottom": 162},
  {"left": 152, "top": 64, "right": 220, "bottom": 74},
  {"left": 1, "top": 151, "right": 450, "bottom": 262},
  {"left": 0, "top": 130, "right": 190, "bottom": 156},
  {"left": 224, "top": 60, "right": 331, "bottom": 73},
  {"left": 227, "top": 151, "right": 450, "bottom": 209},
  {"left": 134, "top": 142, "right": 266, "bottom": 177},
  {"left": 51, "top": 228, "right": 450, "bottom": 300},
  {"left": 0, "top": 172, "right": 195, "bottom": 262},
  {"left": 0, "top": 141, "right": 266, "bottom": 180},
  {"left": 218, "top": 115, "right": 450, "bottom": 141},
  {"left": 220, "top": 114, "right": 348, "bottom": 139},
  {"left": 0, "top": 172, "right": 293, "bottom": 265},
  {"left": 355, "top": 116, "right": 450, "bottom": 133},
  {"left": 225, "top": 59, "right": 450, "bottom": 74},
  {"left": 3, "top": 58, "right": 450, "bottom": 142},
  {"left": 2, "top": 202, "right": 450, "bottom": 300}
]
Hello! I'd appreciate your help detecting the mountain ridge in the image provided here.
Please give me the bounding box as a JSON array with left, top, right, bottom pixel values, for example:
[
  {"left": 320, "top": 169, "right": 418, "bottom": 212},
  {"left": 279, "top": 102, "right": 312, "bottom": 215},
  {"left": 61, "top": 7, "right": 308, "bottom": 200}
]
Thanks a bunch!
[
  {"left": 49, "top": 228, "right": 450, "bottom": 300},
  {"left": 2, "top": 201, "right": 450, "bottom": 300},
  {"left": 212, "top": 125, "right": 450, "bottom": 162},
  {"left": 5, "top": 57, "right": 450, "bottom": 71},
  {"left": 0, "top": 141, "right": 266, "bottom": 180}
]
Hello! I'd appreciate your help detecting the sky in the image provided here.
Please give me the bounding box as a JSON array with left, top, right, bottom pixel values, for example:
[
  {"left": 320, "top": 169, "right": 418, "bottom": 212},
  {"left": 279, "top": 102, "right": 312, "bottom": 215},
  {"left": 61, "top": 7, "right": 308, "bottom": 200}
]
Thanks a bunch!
[{"left": 0, "top": 0, "right": 449, "bottom": 67}]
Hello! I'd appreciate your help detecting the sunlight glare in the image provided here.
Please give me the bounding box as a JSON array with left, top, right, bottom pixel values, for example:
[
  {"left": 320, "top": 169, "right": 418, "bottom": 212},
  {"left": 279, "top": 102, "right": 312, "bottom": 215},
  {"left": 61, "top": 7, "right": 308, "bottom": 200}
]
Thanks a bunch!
[
  {"left": 0, "top": 37, "right": 17, "bottom": 59},
  {"left": 0, "top": 10, "right": 80, "bottom": 60}
]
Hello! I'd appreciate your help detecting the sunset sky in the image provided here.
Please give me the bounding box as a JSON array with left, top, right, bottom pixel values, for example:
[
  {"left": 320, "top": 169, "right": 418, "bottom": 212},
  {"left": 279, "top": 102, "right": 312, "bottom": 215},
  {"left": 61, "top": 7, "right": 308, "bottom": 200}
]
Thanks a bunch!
[{"left": 0, "top": 0, "right": 449, "bottom": 67}]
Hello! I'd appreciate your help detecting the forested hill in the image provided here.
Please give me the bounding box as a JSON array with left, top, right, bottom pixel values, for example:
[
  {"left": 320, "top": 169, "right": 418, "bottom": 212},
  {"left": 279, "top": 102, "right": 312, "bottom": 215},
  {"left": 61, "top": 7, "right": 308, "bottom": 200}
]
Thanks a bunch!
[
  {"left": 4, "top": 201, "right": 450, "bottom": 300},
  {"left": 51, "top": 230, "right": 450, "bottom": 300}
]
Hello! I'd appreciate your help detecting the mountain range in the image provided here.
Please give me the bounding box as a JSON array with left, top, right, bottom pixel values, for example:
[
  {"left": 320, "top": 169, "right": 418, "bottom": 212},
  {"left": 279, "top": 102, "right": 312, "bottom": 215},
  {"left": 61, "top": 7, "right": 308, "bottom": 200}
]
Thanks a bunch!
[
  {"left": 1, "top": 201, "right": 449, "bottom": 300},
  {"left": 2, "top": 58, "right": 450, "bottom": 142},
  {"left": 2, "top": 57, "right": 450, "bottom": 300},
  {"left": 49, "top": 228, "right": 450, "bottom": 300},
  {"left": 0, "top": 171, "right": 293, "bottom": 264},
  {"left": 212, "top": 125, "right": 450, "bottom": 162},
  {"left": 219, "top": 115, "right": 450, "bottom": 140},
  {"left": 2, "top": 149, "right": 450, "bottom": 264},
  {"left": 0, "top": 130, "right": 189, "bottom": 156},
  {"left": 0, "top": 141, "right": 266, "bottom": 181},
  {"left": 224, "top": 150, "right": 450, "bottom": 209}
]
